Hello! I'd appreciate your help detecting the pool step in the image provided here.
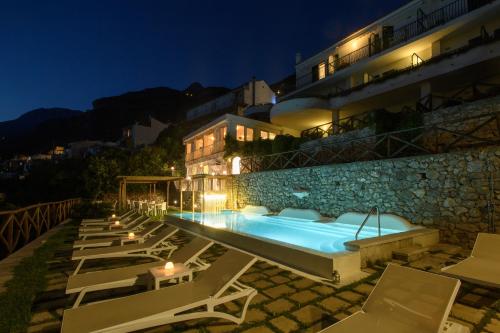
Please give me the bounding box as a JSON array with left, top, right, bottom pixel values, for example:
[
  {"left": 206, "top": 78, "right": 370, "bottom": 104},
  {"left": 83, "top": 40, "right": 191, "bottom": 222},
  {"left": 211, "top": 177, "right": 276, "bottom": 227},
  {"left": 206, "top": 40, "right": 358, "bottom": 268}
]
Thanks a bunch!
[{"left": 392, "top": 245, "right": 429, "bottom": 262}]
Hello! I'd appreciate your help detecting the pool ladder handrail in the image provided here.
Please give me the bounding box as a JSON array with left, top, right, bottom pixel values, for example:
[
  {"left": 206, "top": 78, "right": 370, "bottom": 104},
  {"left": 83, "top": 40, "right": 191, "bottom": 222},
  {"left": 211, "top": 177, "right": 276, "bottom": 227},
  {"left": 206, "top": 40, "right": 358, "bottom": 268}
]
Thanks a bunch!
[{"left": 355, "top": 206, "right": 381, "bottom": 240}]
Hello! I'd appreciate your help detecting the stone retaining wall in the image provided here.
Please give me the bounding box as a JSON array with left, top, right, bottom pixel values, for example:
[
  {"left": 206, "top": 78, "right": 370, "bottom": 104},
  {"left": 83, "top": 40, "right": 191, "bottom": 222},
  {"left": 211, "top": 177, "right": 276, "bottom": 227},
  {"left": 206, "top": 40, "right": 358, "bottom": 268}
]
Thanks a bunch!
[{"left": 231, "top": 146, "right": 500, "bottom": 248}]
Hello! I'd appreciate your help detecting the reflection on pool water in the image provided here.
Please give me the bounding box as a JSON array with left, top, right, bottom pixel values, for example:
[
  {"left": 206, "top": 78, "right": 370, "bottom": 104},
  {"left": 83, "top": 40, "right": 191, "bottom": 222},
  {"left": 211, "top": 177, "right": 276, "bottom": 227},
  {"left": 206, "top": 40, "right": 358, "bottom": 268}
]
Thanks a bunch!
[{"left": 173, "top": 211, "right": 403, "bottom": 254}]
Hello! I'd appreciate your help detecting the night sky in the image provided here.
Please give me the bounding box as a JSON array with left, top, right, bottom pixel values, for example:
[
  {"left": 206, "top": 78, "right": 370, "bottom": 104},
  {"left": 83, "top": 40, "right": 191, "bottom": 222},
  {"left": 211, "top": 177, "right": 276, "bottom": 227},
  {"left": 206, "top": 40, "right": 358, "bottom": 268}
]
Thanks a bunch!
[{"left": 0, "top": 0, "right": 408, "bottom": 121}]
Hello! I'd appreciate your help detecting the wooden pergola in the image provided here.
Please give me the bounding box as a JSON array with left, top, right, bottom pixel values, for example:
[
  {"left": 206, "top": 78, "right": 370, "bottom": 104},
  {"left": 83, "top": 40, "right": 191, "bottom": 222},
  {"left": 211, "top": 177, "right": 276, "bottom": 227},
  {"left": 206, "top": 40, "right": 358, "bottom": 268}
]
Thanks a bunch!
[{"left": 117, "top": 175, "right": 183, "bottom": 210}]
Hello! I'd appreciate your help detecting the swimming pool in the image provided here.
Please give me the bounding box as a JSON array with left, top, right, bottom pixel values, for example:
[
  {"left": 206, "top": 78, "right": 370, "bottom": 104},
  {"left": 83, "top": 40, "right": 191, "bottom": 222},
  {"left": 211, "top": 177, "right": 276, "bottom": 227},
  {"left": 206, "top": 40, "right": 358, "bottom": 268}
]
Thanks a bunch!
[{"left": 173, "top": 211, "right": 403, "bottom": 254}]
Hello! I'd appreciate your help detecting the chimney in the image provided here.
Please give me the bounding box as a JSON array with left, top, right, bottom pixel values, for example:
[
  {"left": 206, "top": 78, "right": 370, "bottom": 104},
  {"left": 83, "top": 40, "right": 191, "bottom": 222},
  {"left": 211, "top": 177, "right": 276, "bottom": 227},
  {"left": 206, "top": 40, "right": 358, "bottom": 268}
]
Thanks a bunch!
[
  {"left": 252, "top": 76, "right": 256, "bottom": 106},
  {"left": 295, "top": 52, "right": 302, "bottom": 64}
]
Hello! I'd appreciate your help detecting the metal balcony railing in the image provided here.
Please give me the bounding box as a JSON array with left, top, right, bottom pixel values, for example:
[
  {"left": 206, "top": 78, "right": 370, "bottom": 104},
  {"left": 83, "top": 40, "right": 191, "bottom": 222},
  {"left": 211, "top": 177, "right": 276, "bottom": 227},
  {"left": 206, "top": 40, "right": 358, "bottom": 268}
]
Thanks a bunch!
[{"left": 293, "top": 0, "right": 488, "bottom": 92}]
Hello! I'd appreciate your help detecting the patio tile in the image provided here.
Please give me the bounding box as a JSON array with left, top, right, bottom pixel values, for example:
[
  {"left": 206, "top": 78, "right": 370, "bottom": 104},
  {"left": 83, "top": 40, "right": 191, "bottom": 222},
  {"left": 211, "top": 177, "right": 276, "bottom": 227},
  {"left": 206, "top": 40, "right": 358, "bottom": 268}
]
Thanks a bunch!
[
  {"left": 270, "top": 316, "right": 300, "bottom": 333},
  {"left": 353, "top": 283, "right": 374, "bottom": 295},
  {"left": 289, "top": 290, "right": 320, "bottom": 304},
  {"left": 345, "top": 305, "right": 362, "bottom": 314},
  {"left": 290, "top": 278, "right": 316, "bottom": 290},
  {"left": 249, "top": 293, "right": 270, "bottom": 306},
  {"left": 262, "top": 267, "right": 282, "bottom": 277},
  {"left": 264, "top": 298, "right": 295, "bottom": 315},
  {"left": 336, "top": 290, "right": 364, "bottom": 303},
  {"left": 241, "top": 325, "right": 274, "bottom": 333},
  {"left": 263, "top": 285, "right": 296, "bottom": 299},
  {"left": 240, "top": 272, "right": 265, "bottom": 283},
  {"left": 311, "top": 284, "right": 335, "bottom": 296},
  {"left": 319, "top": 297, "right": 350, "bottom": 313},
  {"left": 270, "top": 275, "right": 290, "bottom": 285},
  {"left": 333, "top": 312, "right": 350, "bottom": 321},
  {"left": 450, "top": 303, "right": 487, "bottom": 325},
  {"left": 291, "top": 305, "right": 328, "bottom": 325},
  {"left": 204, "top": 320, "right": 239, "bottom": 333},
  {"left": 244, "top": 308, "right": 268, "bottom": 323},
  {"left": 252, "top": 279, "right": 275, "bottom": 290}
]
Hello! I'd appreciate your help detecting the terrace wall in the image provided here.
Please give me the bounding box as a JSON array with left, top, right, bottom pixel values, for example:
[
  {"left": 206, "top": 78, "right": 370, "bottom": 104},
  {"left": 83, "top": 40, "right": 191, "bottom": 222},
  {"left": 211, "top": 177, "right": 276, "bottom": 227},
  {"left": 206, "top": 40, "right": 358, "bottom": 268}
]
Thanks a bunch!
[{"left": 230, "top": 145, "right": 500, "bottom": 248}]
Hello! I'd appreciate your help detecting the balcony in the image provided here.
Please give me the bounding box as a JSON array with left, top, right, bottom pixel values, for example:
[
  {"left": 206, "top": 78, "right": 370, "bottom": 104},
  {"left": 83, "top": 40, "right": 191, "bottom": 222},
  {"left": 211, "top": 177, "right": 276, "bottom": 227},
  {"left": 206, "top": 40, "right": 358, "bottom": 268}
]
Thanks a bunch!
[
  {"left": 293, "top": 0, "right": 490, "bottom": 93},
  {"left": 186, "top": 141, "right": 225, "bottom": 162}
]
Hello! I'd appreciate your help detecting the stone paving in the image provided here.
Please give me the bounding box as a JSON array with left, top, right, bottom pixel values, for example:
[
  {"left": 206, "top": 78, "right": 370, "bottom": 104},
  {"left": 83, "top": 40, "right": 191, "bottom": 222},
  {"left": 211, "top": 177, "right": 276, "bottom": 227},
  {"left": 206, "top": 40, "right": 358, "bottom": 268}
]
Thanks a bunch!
[{"left": 13, "top": 223, "right": 500, "bottom": 333}]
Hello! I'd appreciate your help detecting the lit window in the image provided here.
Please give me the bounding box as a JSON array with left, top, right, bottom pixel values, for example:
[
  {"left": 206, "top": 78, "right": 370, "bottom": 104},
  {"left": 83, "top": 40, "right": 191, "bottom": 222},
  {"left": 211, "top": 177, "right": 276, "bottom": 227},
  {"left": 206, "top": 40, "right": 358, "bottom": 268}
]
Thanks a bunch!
[
  {"left": 186, "top": 143, "right": 192, "bottom": 154},
  {"left": 220, "top": 126, "right": 227, "bottom": 140},
  {"left": 260, "top": 130, "right": 269, "bottom": 139},
  {"left": 204, "top": 133, "right": 214, "bottom": 146},
  {"left": 246, "top": 128, "right": 254, "bottom": 141},
  {"left": 318, "top": 62, "right": 326, "bottom": 80},
  {"left": 269, "top": 132, "right": 276, "bottom": 140},
  {"left": 195, "top": 138, "right": 203, "bottom": 150},
  {"left": 236, "top": 125, "right": 245, "bottom": 141},
  {"left": 328, "top": 55, "right": 335, "bottom": 74}
]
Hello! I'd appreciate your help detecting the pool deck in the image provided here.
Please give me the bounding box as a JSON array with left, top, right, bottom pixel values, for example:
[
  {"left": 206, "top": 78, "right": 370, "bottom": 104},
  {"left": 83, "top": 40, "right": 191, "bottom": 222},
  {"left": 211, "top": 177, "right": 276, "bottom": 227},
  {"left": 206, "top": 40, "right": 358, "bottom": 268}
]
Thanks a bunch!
[{"left": 2, "top": 221, "right": 499, "bottom": 333}]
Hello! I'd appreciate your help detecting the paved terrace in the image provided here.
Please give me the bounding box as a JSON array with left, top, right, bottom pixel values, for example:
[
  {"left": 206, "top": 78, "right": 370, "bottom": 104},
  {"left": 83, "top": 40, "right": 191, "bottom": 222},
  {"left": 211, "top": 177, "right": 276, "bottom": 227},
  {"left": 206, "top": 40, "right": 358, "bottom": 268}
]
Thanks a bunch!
[{"left": 1, "top": 220, "right": 498, "bottom": 333}]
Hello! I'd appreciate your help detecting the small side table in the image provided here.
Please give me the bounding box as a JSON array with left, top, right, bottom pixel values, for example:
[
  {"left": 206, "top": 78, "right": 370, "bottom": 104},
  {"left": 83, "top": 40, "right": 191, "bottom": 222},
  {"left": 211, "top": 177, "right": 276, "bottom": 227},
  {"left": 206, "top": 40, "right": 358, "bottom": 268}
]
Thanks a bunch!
[
  {"left": 120, "top": 235, "right": 145, "bottom": 245},
  {"left": 148, "top": 263, "right": 193, "bottom": 290}
]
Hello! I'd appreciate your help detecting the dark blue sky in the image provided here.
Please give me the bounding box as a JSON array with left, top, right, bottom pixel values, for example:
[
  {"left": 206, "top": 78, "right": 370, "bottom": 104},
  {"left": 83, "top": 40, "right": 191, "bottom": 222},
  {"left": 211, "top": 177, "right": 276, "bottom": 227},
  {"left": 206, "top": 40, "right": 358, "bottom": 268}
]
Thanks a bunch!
[{"left": 0, "top": 0, "right": 407, "bottom": 121}]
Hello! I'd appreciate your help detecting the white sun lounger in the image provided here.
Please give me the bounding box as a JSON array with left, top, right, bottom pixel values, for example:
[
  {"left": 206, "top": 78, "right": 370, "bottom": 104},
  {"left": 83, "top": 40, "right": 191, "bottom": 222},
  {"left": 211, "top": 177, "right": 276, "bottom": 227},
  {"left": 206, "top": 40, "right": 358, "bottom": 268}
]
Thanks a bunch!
[
  {"left": 73, "top": 221, "right": 163, "bottom": 249},
  {"left": 78, "top": 216, "right": 151, "bottom": 239},
  {"left": 67, "top": 237, "right": 214, "bottom": 307},
  {"left": 441, "top": 233, "right": 500, "bottom": 288},
  {"left": 61, "top": 249, "right": 257, "bottom": 333},
  {"left": 79, "top": 214, "right": 142, "bottom": 232},
  {"left": 81, "top": 210, "right": 134, "bottom": 224},
  {"left": 72, "top": 226, "right": 179, "bottom": 275},
  {"left": 318, "top": 264, "right": 461, "bottom": 333}
]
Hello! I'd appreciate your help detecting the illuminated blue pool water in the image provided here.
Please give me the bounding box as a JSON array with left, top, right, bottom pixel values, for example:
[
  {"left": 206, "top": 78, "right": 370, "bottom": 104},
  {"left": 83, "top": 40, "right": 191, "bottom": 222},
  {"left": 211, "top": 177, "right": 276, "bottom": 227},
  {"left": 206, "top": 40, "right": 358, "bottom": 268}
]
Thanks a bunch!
[{"left": 173, "top": 212, "right": 403, "bottom": 254}]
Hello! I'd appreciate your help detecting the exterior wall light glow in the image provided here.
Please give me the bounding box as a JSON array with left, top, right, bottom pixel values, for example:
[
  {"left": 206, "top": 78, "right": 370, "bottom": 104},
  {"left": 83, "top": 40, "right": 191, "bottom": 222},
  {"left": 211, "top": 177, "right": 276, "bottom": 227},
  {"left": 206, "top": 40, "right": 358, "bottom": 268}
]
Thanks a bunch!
[
  {"left": 111, "top": 214, "right": 116, "bottom": 219},
  {"left": 128, "top": 232, "right": 135, "bottom": 239},
  {"left": 114, "top": 221, "right": 120, "bottom": 226}
]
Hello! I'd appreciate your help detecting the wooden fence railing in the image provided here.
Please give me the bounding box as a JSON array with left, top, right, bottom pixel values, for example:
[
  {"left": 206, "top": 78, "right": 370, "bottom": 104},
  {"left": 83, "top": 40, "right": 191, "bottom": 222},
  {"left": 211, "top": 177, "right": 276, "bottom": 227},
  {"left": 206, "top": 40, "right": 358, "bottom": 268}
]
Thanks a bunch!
[{"left": 0, "top": 198, "right": 80, "bottom": 259}]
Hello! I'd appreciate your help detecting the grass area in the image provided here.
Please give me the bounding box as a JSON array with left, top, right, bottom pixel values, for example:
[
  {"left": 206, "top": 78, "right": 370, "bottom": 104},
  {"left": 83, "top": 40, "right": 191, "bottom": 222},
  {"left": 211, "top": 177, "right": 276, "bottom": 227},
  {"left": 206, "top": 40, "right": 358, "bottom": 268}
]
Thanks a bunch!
[{"left": 0, "top": 223, "right": 76, "bottom": 333}]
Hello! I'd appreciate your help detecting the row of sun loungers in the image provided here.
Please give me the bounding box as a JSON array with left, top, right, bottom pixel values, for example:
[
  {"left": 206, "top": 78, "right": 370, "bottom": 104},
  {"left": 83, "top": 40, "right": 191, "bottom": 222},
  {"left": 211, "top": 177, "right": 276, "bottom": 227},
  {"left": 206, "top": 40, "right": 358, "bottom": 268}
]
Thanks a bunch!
[{"left": 62, "top": 211, "right": 498, "bottom": 332}]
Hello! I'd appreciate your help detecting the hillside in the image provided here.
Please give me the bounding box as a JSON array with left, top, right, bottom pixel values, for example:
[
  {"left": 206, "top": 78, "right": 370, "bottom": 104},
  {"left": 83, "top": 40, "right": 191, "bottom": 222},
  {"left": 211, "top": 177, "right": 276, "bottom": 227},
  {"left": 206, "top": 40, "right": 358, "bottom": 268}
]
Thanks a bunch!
[
  {"left": 0, "top": 84, "right": 230, "bottom": 157},
  {"left": 0, "top": 108, "right": 82, "bottom": 139}
]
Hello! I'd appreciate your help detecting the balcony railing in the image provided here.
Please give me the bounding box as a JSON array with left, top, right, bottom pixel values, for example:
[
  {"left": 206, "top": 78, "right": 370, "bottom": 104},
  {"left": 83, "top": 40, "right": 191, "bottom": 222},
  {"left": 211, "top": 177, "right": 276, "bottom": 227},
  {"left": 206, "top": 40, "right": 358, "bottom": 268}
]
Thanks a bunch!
[
  {"left": 301, "top": 111, "right": 373, "bottom": 138},
  {"left": 186, "top": 141, "right": 225, "bottom": 161},
  {"left": 293, "top": 0, "right": 489, "bottom": 92}
]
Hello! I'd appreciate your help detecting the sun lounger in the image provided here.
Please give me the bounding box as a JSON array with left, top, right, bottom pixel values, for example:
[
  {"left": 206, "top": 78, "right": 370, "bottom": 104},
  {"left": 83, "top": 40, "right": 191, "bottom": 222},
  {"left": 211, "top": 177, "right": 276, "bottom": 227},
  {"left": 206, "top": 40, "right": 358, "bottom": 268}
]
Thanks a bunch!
[
  {"left": 73, "top": 221, "right": 163, "bottom": 249},
  {"left": 62, "top": 249, "right": 257, "bottom": 333},
  {"left": 79, "top": 214, "right": 142, "bottom": 232},
  {"left": 78, "top": 216, "right": 151, "bottom": 239},
  {"left": 72, "top": 226, "right": 179, "bottom": 275},
  {"left": 318, "top": 264, "right": 461, "bottom": 333},
  {"left": 81, "top": 210, "right": 134, "bottom": 224},
  {"left": 441, "top": 233, "right": 500, "bottom": 288},
  {"left": 67, "top": 237, "right": 214, "bottom": 307}
]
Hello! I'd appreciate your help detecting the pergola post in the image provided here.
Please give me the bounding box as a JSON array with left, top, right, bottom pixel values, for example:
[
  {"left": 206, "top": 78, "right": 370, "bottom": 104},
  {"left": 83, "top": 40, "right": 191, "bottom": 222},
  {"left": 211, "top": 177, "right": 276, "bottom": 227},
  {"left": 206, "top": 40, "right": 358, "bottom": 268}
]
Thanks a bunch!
[
  {"left": 166, "top": 181, "right": 170, "bottom": 213},
  {"left": 191, "top": 179, "right": 195, "bottom": 213},
  {"left": 118, "top": 181, "right": 123, "bottom": 210},
  {"left": 122, "top": 180, "right": 127, "bottom": 210},
  {"left": 180, "top": 180, "right": 183, "bottom": 212}
]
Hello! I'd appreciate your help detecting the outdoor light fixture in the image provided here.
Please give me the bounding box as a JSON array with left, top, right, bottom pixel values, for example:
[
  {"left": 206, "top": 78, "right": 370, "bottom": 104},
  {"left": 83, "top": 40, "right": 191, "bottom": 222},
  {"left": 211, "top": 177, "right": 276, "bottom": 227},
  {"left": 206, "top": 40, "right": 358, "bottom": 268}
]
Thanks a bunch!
[
  {"left": 186, "top": 176, "right": 191, "bottom": 181},
  {"left": 211, "top": 172, "right": 215, "bottom": 176},
  {"left": 111, "top": 214, "right": 116, "bottom": 218},
  {"left": 174, "top": 200, "right": 178, "bottom": 204},
  {"left": 222, "top": 171, "right": 227, "bottom": 175},
  {"left": 128, "top": 232, "right": 135, "bottom": 239},
  {"left": 114, "top": 221, "right": 120, "bottom": 226},
  {"left": 164, "top": 261, "right": 174, "bottom": 274}
]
